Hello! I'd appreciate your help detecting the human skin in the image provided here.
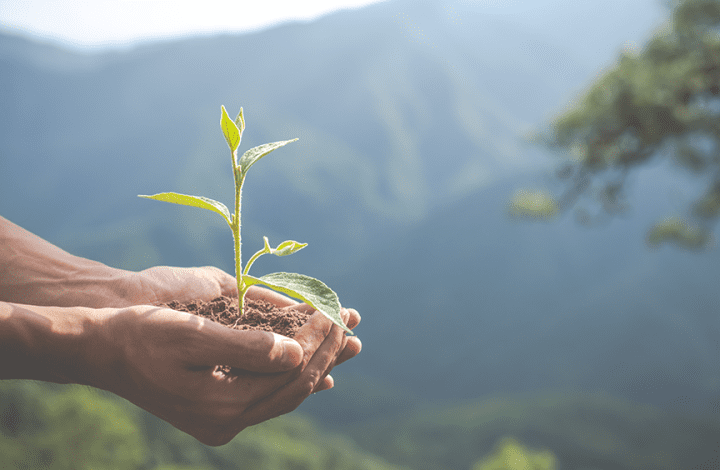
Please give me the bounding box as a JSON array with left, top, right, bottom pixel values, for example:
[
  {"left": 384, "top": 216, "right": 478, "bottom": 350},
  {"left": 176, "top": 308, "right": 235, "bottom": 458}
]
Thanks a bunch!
[{"left": 0, "top": 215, "right": 361, "bottom": 445}]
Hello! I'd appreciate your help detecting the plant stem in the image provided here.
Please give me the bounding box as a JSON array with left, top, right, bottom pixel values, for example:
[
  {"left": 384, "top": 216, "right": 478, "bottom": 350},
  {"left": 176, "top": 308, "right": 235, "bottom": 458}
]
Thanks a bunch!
[{"left": 233, "top": 160, "right": 247, "bottom": 316}]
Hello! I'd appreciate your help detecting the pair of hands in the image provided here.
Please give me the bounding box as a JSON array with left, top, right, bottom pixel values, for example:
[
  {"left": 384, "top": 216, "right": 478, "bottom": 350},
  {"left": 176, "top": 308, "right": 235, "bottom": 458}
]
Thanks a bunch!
[
  {"left": 89, "top": 266, "right": 361, "bottom": 446},
  {"left": 0, "top": 215, "right": 360, "bottom": 445}
]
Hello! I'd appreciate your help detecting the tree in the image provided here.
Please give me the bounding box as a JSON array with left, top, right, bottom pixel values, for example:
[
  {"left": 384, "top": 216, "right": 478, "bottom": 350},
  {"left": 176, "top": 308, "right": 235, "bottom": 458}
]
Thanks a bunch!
[{"left": 511, "top": 0, "right": 720, "bottom": 250}]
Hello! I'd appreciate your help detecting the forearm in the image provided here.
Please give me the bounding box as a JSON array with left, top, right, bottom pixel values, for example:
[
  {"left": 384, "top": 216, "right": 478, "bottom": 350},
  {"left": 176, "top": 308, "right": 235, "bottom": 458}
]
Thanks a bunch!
[
  {"left": 0, "top": 300, "right": 118, "bottom": 386},
  {"left": 0, "top": 215, "right": 134, "bottom": 307}
]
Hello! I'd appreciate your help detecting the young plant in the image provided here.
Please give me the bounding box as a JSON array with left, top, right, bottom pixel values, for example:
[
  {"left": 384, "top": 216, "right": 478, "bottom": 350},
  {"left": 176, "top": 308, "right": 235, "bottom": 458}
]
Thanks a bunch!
[{"left": 139, "top": 105, "right": 351, "bottom": 334}]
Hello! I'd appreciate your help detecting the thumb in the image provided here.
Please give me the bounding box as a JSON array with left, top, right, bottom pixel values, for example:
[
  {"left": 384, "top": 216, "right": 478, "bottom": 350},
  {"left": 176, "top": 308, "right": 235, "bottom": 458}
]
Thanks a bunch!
[
  {"left": 199, "top": 266, "right": 238, "bottom": 298},
  {"left": 194, "top": 321, "right": 303, "bottom": 372}
]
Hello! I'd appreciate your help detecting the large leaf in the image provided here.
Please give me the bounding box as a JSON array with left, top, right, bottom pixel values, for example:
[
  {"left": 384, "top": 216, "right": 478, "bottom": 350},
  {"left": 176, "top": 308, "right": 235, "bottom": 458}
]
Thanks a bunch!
[
  {"left": 138, "top": 192, "right": 232, "bottom": 227},
  {"left": 220, "top": 105, "right": 241, "bottom": 153},
  {"left": 243, "top": 272, "right": 351, "bottom": 334},
  {"left": 238, "top": 139, "right": 298, "bottom": 176}
]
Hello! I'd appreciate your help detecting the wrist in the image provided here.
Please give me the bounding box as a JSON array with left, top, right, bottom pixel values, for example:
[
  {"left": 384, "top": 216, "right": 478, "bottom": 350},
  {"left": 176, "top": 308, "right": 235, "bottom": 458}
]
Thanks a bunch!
[
  {"left": 0, "top": 301, "right": 120, "bottom": 387},
  {"left": 0, "top": 216, "right": 135, "bottom": 308},
  {"left": 24, "top": 260, "right": 136, "bottom": 308}
]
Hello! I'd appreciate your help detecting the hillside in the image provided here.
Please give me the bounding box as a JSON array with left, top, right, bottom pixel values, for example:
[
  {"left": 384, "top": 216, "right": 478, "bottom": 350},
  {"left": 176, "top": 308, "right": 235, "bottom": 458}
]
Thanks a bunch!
[{"left": 346, "top": 390, "right": 720, "bottom": 470}]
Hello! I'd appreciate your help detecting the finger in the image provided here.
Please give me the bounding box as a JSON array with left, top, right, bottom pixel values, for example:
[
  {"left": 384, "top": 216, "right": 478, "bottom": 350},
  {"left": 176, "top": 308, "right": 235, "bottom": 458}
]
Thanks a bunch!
[
  {"left": 335, "top": 337, "right": 362, "bottom": 367},
  {"left": 188, "top": 316, "right": 303, "bottom": 371},
  {"left": 290, "top": 318, "right": 346, "bottom": 395},
  {"left": 291, "top": 311, "right": 334, "bottom": 367},
  {"left": 344, "top": 308, "right": 361, "bottom": 330},
  {"left": 309, "top": 310, "right": 358, "bottom": 392},
  {"left": 313, "top": 375, "right": 334, "bottom": 393},
  {"left": 242, "top": 317, "right": 345, "bottom": 425}
]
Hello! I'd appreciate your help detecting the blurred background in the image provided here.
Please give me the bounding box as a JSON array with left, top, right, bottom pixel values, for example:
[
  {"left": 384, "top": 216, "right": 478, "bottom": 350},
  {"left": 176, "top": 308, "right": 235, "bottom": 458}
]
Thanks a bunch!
[{"left": 2, "top": 0, "right": 720, "bottom": 468}]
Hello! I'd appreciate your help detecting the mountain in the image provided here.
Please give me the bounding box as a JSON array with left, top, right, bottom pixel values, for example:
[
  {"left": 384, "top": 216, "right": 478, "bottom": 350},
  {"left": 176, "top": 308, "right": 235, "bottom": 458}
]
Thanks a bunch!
[{"left": 0, "top": 0, "right": 664, "bottom": 276}]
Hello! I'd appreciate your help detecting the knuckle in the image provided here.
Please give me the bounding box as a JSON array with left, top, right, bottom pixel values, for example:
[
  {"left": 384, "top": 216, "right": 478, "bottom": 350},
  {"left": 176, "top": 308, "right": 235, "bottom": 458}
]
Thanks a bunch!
[
  {"left": 300, "top": 381, "right": 316, "bottom": 397},
  {"left": 299, "top": 373, "right": 321, "bottom": 397}
]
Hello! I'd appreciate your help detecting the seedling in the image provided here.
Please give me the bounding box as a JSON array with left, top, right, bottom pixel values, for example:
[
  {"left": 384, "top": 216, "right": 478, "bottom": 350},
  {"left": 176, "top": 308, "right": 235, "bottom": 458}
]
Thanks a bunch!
[{"left": 139, "top": 106, "right": 351, "bottom": 334}]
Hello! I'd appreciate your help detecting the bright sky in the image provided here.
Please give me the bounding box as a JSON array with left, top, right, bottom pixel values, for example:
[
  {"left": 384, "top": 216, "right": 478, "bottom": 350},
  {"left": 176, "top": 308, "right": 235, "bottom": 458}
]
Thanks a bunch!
[{"left": 0, "top": 0, "right": 389, "bottom": 49}]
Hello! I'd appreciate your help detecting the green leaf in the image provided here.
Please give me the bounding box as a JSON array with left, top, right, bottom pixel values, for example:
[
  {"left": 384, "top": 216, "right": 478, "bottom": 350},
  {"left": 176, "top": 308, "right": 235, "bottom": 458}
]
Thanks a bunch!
[
  {"left": 268, "top": 237, "right": 307, "bottom": 256},
  {"left": 243, "top": 272, "right": 351, "bottom": 334},
  {"left": 243, "top": 238, "right": 308, "bottom": 276},
  {"left": 234, "top": 107, "right": 245, "bottom": 136},
  {"left": 221, "top": 105, "right": 241, "bottom": 153},
  {"left": 239, "top": 139, "right": 298, "bottom": 176},
  {"left": 138, "top": 192, "right": 232, "bottom": 227}
]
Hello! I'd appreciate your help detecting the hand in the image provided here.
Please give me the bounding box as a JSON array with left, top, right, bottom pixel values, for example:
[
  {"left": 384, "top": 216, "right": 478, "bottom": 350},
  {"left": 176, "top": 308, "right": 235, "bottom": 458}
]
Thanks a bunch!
[
  {"left": 101, "top": 303, "right": 361, "bottom": 446},
  {"left": 125, "top": 265, "right": 239, "bottom": 306},
  {"left": 0, "top": 216, "right": 234, "bottom": 308}
]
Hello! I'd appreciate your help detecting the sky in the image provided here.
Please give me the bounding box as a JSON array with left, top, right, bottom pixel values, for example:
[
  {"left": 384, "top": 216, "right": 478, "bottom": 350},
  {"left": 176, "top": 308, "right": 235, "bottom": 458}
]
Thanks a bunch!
[{"left": 0, "top": 0, "right": 389, "bottom": 50}]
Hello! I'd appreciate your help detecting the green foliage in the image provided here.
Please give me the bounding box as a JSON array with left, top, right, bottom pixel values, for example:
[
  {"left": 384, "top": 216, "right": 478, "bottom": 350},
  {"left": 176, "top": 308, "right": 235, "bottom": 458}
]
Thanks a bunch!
[
  {"left": 520, "top": 0, "right": 720, "bottom": 248},
  {"left": 0, "top": 381, "right": 147, "bottom": 470},
  {"left": 470, "top": 436, "right": 557, "bottom": 470},
  {"left": 0, "top": 381, "right": 409, "bottom": 470},
  {"left": 220, "top": 104, "right": 242, "bottom": 153},
  {"left": 507, "top": 190, "right": 558, "bottom": 220},
  {"left": 138, "top": 192, "right": 232, "bottom": 226},
  {"left": 693, "top": 182, "right": 720, "bottom": 217},
  {"left": 206, "top": 413, "right": 412, "bottom": 470},
  {"left": 347, "top": 391, "right": 720, "bottom": 470},
  {"left": 646, "top": 215, "right": 712, "bottom": 249},
  {"left": 139, "top": 106, "right": 350, "bottom": 334},
  {"left": 151, "top": 466, "right": 215, "bottom": 470}
]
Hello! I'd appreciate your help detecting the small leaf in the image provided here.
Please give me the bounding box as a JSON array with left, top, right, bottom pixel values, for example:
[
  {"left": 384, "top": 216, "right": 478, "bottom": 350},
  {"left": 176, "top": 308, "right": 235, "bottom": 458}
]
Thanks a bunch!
[
  {"left": 239, "top": 139, "right": 298, "bottom": 176},
  {"left": 221, "top": 105, "right": 241, "bottom": 153},
  {"left": 234, "top": 107, "right": 245, "bottom": 136},
  {"left": 138, "top": 192, "right": 232, "bottom": 227},
  {"left": 243, "top": 272, "right": 351, "bottom": 334},
  {"left": 271, "top": 239, "right": 308, "bottom": 256},
  {"left": 243, "top": 238, "right": 308, "bottom": 276}
]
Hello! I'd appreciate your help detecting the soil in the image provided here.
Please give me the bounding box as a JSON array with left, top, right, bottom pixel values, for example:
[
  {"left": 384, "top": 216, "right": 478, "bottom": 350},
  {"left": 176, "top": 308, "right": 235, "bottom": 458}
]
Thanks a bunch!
[{"left": 158, "top": 295, "right": 312, "bottom": 339}]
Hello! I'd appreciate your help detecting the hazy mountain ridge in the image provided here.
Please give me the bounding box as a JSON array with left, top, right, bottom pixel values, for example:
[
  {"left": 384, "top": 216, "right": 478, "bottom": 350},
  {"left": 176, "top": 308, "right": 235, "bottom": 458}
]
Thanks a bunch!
[{"left": 0, "top": 0, "right": 597, "bottom": 262}]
